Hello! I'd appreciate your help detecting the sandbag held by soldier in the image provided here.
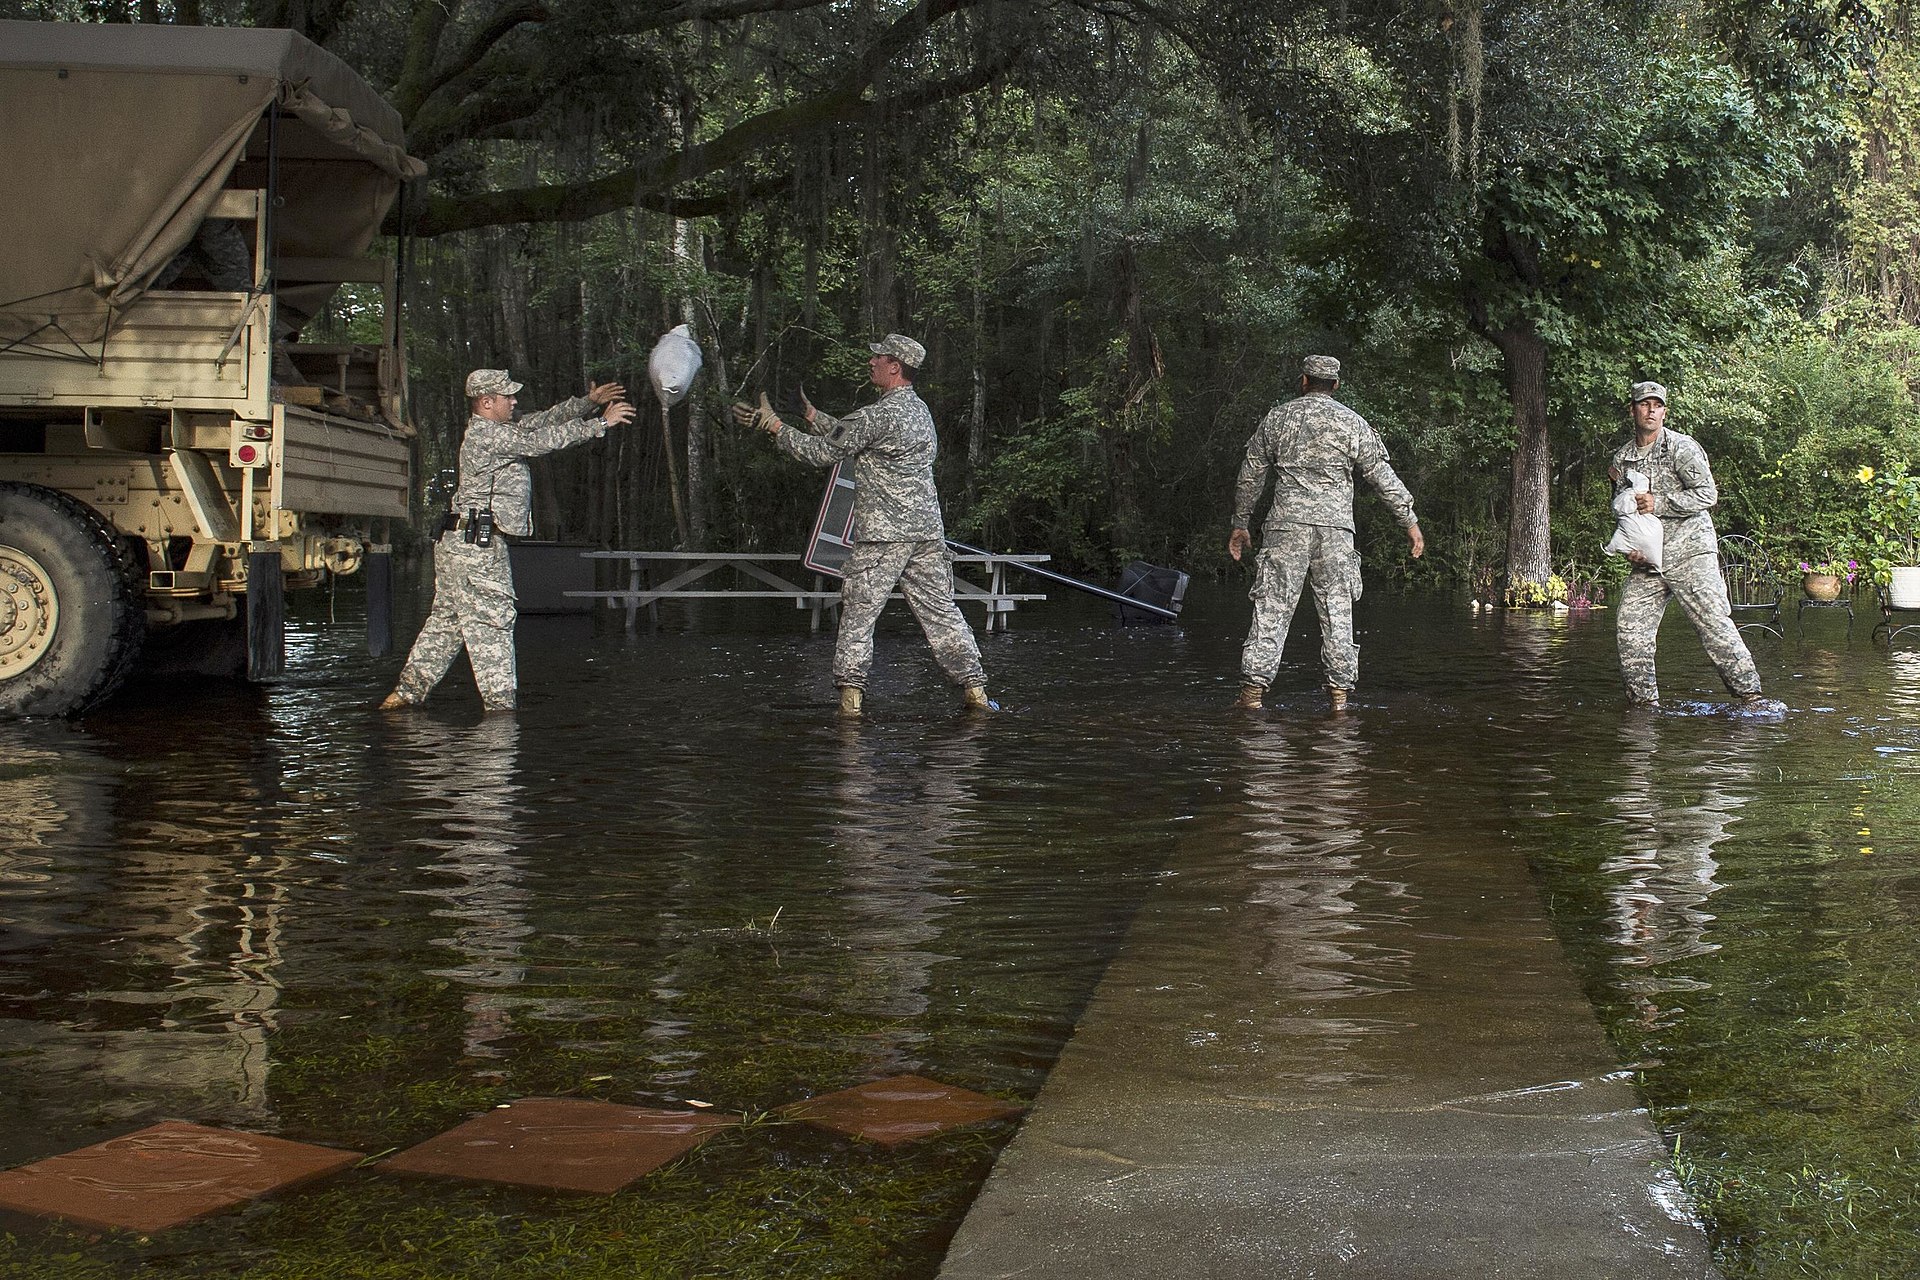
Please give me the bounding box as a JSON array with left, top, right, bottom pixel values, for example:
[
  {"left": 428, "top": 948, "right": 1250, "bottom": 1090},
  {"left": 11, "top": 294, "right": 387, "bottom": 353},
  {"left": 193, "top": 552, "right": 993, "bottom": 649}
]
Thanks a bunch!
[{"left": 1608, "top": 380, "right": 1783, "bottom": 714}]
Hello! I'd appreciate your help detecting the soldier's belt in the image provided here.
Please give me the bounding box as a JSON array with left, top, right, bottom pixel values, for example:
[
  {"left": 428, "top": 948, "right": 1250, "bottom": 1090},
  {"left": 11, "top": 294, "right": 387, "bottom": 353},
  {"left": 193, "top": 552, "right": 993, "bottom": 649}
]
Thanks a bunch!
[{"left": 441, "top": 518, "right": 515, "bottom": 543}]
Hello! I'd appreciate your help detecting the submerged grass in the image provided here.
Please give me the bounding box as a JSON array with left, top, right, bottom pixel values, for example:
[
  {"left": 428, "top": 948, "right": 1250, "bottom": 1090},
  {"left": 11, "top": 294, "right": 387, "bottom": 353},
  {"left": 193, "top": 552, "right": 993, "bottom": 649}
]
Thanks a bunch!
[
  {"left": 0, "top": 925, "right": 1026, "bottom": 1278},
  {"left": 1531, "top": 756, "right": 1920, "bottom": 1278},
  {"left": 0, "top": 1129, "right": 1002, "bottom": 1278}
]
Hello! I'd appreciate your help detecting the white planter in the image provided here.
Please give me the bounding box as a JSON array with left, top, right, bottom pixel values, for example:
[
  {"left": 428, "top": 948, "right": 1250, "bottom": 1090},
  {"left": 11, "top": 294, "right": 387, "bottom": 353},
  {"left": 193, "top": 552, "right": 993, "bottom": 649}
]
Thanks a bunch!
[{"left": 1891, "top": 566, "right": 1920, "bottom": 609}]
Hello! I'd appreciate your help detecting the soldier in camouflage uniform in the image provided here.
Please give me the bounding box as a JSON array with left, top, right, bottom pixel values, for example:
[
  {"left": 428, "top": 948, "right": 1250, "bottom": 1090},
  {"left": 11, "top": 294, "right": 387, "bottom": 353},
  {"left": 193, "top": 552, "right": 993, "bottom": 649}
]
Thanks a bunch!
[
  {"left": 732, "top": 334, "right": 991, "bottom": 716},
  {"left": 1610, "top": 381, "right": 1773, "bottom": 709},
  {"left": 1229, "top": 356, "right": 1424, "bottom": 711},
  {"left": 381, "top": 369, "right": 634, "bottom": 713}
]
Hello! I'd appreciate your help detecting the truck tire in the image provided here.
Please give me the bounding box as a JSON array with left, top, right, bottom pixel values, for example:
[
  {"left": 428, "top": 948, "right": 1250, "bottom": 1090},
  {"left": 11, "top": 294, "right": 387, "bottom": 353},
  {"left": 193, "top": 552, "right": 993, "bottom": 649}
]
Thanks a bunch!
[{"left": 0, "top": 482, "right": 144, "bottom": 717}]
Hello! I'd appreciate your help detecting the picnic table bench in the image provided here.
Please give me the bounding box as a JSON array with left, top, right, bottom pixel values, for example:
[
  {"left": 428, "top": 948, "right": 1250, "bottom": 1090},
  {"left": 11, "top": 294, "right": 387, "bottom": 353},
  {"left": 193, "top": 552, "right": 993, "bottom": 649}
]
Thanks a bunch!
[{"left": 566, "top": 550, "right": 1049, "bottom": 633}]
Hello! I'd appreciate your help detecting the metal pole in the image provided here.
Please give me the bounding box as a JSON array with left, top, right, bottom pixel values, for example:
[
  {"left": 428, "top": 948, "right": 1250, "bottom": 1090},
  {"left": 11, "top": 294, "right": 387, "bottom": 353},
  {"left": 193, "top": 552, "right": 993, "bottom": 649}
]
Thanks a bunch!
[{"left": 944, "top": 539, "right": 1179, "bottom": 620}]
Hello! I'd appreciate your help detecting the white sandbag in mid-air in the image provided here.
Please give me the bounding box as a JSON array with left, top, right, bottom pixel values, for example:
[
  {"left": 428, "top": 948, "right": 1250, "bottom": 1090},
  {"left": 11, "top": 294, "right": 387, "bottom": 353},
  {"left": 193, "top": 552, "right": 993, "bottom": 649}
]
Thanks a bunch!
[{"left": 647, "top": 324, "right": 703, "bottom": 407}]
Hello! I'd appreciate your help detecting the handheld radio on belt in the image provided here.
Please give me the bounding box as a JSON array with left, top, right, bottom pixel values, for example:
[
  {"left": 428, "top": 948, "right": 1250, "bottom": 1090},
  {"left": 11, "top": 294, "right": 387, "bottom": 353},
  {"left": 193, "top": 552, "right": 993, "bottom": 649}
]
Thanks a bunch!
[{"left": 465, "top": 479, "right": 497, "bottom": 547}]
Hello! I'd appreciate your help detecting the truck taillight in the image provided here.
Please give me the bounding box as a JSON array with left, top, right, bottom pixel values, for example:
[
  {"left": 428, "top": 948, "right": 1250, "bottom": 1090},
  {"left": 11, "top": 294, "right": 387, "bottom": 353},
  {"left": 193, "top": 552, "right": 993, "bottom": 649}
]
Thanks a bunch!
[{"left": 229, "top": 419, "right": 271, "bottom": 468}]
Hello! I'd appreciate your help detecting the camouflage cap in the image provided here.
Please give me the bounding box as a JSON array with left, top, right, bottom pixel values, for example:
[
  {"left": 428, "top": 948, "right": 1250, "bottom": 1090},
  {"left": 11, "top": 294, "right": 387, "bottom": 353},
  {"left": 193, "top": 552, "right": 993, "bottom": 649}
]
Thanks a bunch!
[
  {"left": 465, "top": 368, "right": 523, "bottom": 398},
  {"left": 1630, "top": 380, "right": 1668, "bottom": 404},
  {"left": 1302, "top": 354, "right": 1341, "bottom": 381},
  {"left": 869, "top": 334, "right": 926, "bottom": 369}
]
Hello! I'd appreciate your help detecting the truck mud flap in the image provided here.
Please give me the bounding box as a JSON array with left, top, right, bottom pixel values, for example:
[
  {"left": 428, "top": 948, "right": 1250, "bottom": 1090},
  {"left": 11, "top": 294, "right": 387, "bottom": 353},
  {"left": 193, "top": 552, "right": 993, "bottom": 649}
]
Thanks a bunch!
[
  {"left": 365, "top": 545, "right": 393, "bottom": 658},
  {"left": 247, "top": 545, "right": 284, "bottom": 680}
]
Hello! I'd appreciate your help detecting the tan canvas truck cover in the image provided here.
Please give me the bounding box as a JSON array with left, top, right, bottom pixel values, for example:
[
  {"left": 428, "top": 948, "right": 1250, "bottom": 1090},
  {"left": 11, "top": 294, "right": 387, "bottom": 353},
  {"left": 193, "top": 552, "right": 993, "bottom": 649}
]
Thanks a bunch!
[{"left": 0, "top": 19, "right": 424, "bottom": 350}]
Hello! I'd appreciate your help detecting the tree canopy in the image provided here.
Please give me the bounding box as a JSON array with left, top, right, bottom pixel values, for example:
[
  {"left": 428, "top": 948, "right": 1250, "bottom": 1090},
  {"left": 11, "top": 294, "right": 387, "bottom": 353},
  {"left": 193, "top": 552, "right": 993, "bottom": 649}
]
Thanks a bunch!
[{"left": 6, "top": 0, "right": 1918, "bottom": 602}]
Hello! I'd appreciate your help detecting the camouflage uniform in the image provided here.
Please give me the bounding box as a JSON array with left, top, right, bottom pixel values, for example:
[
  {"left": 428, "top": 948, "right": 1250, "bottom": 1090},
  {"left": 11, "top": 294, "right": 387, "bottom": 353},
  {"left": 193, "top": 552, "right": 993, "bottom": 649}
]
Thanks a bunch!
[
  {"left": 775, "top": 385, "right": 986, "bottom": 691},
  {"left": 1233, "top": 391, "right": 1417, "bottom": 691},
  {"left": 1611, "top": 427, "right": 1761, "bottom": 704},
  {"left": 389, "top": 394, "right": 608, "bottom": 710}
]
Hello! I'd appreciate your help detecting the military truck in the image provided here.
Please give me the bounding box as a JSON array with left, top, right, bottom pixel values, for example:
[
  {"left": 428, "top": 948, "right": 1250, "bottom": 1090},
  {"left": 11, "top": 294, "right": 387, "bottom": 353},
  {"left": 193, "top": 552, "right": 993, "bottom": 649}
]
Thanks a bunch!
[{"left": 0, "top": 21, "right": 421, "bottom": 715}]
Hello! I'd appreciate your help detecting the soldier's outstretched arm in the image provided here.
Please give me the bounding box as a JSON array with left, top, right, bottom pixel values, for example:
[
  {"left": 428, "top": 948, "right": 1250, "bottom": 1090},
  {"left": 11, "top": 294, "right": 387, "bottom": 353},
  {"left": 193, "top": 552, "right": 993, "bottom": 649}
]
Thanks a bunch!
[
  {"left": 774, "top": 403, "right": 883, "bottom": 468},
  {"left": 512, "top": 396, "right": 612, "bottom": 457}
]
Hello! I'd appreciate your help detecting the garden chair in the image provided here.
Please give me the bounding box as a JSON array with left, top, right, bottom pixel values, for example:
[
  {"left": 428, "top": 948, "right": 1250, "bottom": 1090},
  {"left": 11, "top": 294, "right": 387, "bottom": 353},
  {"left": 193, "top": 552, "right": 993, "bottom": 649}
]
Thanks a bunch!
[
  {"left": 1718, "top": 534, "right": 1782, "bottom": 638},
  {"left": 1873, "top": 584, "right": 1920, "bottom": 646}
]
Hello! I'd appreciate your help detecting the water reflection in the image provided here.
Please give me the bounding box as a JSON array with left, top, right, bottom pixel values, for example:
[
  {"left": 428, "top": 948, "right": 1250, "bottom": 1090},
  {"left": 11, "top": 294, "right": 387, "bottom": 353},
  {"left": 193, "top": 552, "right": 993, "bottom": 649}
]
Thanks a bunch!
[
  {"left": 1603, "top": 714, "right": 1750, "bottom": 1027},
  {"left": 6, "top": 586, "right": 1920, "bottom": 1277},
  {"left": 1234, "top": 715, "right": 1412, "bottom": 1085},
  {"left": 0, "top": 741, "right": 91, "bottom": 904},
  {"left": 392, "top": 716, "right": 531, "bottom": 1062},
  {"left": 0, "top": 731, "right": 288, "bottom": 1126},
  {"left": 829, "top": 723, "right": 981, "bottom": 1072},
  {"left": 1882, "top": 650, "right": 1920, "bottom": 720}
]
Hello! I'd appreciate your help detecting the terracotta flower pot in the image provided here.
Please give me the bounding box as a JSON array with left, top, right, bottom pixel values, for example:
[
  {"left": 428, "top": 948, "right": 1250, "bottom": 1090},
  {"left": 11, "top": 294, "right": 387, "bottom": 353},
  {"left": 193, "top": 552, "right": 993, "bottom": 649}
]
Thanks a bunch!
[{"left": 1802, "top": 572, "right": 1844, "bottom": 602}]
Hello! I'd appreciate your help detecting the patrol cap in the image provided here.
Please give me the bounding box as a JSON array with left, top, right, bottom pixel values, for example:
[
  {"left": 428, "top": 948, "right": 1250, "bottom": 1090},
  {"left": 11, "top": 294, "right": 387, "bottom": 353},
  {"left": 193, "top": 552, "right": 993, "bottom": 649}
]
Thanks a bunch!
[
  {"left": 465, "top": 368, "right": 523, "bottom": 397},
  {"left": 1302, "top": 354, "right": 1341, "bottom": 380},
  {"left": 1630, "top": 380, "right": 1668, "bottom": 404},
  {"left": 869, "top": 334, "right": 926, "bottom": 369}
]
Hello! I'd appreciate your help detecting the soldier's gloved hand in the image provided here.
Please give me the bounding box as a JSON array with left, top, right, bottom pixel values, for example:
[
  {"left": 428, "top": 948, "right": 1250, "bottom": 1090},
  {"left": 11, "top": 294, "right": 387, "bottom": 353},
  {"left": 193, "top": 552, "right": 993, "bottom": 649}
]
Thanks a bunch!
[{"left": 729, "top": 393, "right": 783, "bottom": 434}]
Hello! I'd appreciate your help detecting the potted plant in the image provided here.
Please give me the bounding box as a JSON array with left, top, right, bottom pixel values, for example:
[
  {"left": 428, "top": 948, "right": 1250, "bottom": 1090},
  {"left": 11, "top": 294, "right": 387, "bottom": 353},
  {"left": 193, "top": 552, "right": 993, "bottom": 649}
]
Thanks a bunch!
[
  {"left": 1859, "top": 464, "right": 1920, "bottom": 608},
  {"left": 1797, "top": 556, "right": 1857, "bottom": 601}
]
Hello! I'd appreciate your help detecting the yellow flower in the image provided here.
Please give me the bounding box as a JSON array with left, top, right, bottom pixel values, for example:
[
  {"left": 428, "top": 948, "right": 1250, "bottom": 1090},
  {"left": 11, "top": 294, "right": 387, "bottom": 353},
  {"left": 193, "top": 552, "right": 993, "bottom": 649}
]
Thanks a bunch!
[
  {"left": 1862, "top": 846, "right": 1875, "bottom": 855},
  {"left": 1859, "top": 466, "right": 1875, "bottom": 483}
]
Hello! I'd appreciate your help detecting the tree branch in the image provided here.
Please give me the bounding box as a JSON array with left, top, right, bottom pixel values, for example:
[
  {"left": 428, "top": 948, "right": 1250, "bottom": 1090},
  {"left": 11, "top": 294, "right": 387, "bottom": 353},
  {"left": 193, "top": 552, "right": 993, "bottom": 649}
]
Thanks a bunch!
[
  {"left": 408, "top": 47, "right": 1014, "bottom": 235},
  {"left": 621, "top": 0, "right": 838, "bottom": 32},
  {"left": 409, "top": 171, "right": 792, "bottom": 235},
  {"left": 404, "top": 0, "right": 552, "bottom": 124},
  {"left": 408, "top": 48, "right": 554, "bottom": 158},
  {"left": 393, "top": 0, "right": 456, "bottom": 121}
]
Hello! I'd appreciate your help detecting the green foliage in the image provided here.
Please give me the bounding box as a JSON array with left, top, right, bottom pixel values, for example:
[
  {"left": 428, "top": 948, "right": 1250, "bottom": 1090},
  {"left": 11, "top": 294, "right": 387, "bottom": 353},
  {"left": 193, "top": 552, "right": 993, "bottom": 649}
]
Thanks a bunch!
[
  {"left": 1858, "top": 459, "right": 1920, "bottom": 580},
  {"left": 1690, "top": 329, "right": 1920, "bottom": 565}
]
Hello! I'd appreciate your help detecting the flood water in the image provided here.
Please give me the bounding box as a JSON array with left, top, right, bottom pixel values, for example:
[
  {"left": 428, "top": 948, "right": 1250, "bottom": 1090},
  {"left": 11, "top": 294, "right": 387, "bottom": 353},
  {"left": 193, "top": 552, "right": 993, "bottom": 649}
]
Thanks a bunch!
[{"left": 2, "top": 576, "right": 1918, "bottom": 1277}]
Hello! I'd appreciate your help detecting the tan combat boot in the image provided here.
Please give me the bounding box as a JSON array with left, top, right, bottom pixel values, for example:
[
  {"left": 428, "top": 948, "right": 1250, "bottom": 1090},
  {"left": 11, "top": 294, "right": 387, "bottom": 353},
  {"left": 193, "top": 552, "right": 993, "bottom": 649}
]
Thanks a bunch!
[
  {"left": 378, "top": 691, "right": 415, "bottom": 711},
  {"left": 962, "top": 685, "right": 995, "bottom": 712},
  {"left": 1327, "top": 686, "right": 1349, "bottom": 712},
  {"left": 1236, "top": 684, "right": 1264, "bottom": 710},
  {"left": 838, "top": 686, "right": 863, "bottom": 717}
]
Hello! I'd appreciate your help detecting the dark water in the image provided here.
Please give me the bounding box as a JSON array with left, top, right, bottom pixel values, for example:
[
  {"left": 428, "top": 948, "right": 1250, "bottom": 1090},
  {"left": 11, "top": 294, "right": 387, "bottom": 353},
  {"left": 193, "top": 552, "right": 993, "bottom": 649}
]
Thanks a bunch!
[{"left": 1, "top": 579, "right": 1917, "bottom": 1277}]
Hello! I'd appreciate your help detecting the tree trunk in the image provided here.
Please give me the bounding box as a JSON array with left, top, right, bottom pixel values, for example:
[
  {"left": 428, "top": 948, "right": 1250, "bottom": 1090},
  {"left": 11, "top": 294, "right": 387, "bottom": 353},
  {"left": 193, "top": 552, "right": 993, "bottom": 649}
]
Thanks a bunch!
[
  {"left": 1107, "top": 241, "right": 1161, "bottom": 557},
  {"left": 861, "top": 132, "right": 898, "bottom": 334},
  {"left": 658, "top": 403, "right": 689, "bottom": 546},
  {"left": 967, "top": 211, "right": 988, "bottom": 501},
  {"left": 1494, "top": 325, "right": 1552, "bottom": 591},
  {"left": 675, "top": 217, "right": 707, "bottom": 550}
]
